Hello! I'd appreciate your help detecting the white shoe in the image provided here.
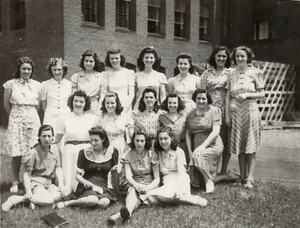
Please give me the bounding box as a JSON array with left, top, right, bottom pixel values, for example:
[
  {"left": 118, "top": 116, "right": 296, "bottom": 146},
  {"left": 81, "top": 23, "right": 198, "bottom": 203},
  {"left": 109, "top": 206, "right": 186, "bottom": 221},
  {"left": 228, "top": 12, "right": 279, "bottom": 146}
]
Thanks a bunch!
[
  {"left": 29, "top": 202, "right": 35, "bottom": 210},
  {"left": 195, "top": 196, "right": 208, "bottom": 207},
  {"left": 2, "top": 197, "right": 17, "bottom": 212},
  {"left": 107, "top": 212, "right": 121, "bottom": 225},
  {"left": 206, "top": 180, "right": 215, "bottom": 194}
]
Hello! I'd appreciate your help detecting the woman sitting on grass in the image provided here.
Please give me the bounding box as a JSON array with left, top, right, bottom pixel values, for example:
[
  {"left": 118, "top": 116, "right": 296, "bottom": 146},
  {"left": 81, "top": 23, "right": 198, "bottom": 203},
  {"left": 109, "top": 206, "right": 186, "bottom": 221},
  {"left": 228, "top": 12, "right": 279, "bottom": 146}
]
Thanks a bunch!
[
  {"left": 140, "top": 126, "right": 208, "bottom": 207},
  {"left": 108, "top": 129, "right": 160, "bottom": 224},
  {"left": 2, "top": 125, "right": 66, "bottom": 211},
  {"left": 56, "top": 126, "right": 120, "bottom": 209}
]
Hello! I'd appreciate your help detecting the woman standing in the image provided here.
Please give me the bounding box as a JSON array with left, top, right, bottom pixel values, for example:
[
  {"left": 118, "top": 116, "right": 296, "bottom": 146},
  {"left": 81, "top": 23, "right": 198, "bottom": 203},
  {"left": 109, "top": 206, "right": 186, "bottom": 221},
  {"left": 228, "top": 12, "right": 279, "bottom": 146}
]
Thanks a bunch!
[
  {"left": 56, "top": 126, "right": 119, "bottom": 209},
  {"left": 167, "top": 53, "right": 201, "bottom": 114},
  {"left": 186, "top": 89, "right": 223, "bottom": 193},
  {"left": 54, "top": 90, "right": 96, "bottom": 194},
  {"left": 108, "top": 130, "right": 160, "bottom": 224},
  {"left": 103, "top": 49, "right": 135, "bottom": 112},
  {"left": 3, "top": 57, "right": 41, "bottom": 193},
  {"left": 133, "top": 46, "right": 167, "bottom": 111},
  {"left": 201, "top": 46, "right": 232, "bottom": 178},
  {"left": 226, "top": 46, "right": 265, "bottom": 188},
  {"left": 70, "top": 50, "right": 106, "bottom": 114}
]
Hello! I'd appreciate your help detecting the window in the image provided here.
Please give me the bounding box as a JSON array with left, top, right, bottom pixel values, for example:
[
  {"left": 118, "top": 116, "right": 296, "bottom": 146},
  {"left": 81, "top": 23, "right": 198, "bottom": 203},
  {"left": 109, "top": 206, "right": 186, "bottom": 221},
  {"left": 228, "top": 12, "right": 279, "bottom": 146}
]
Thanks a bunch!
[
  {"left": 82, "top": 0, "right": 105, "bottom": 26},
  {"left": 220, "top": 0, "right": 229, "bottom": 44},
  {"left": 116, "top": 0, "right": 136, "bottom": 31},
  {"left": 174, "top": 0, "right": 190, "bottom": 39},
  {"left": 148, "top": 0, "right": 166, "bottom": 35},
  {"left": 254, "top": 20, "right": 269, "bottom": 40},
  {"left": 199, "top": 0, "right": 210, "bottom": 41},
  {"left": 10, "top": 0, "right": 25, "bottom": 30}
]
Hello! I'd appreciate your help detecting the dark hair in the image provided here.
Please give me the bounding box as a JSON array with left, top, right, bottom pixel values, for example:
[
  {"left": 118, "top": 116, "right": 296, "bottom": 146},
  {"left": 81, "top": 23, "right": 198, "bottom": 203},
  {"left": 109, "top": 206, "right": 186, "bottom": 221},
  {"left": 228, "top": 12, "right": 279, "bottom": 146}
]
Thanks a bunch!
[
  {"left": 192, "top": 88, "right": 213, "bottom": 104},
  {"left": 138, "top": 87, "right": 160, "bottom": 113},
  {"left": 154, "top": 126, "right": 179, "bottom": 152},
  {"left": 67, "top": 90, "right": 91, "bottom": 111},
  {"left": 208, "top": 46, "right": 231, "bottom": 69},
  {"left": 137, "top": 46, "right": 161, "bottom": 71},
  {"left": 47, "top": 58, "right": 68, "bottom": 78},
  {"left": 175, "top": 53, "right": 194, "bottom": 74},
  {"left": 88, "top": 126, "right": 110, "bottom": 149},
  {"left": 100, "top": 92, "right": 123, "bottom": 115},
  {"left": 37, "top": 125, "right": 54, "bottom": 143},
  {"left": 79, "top": 50, "right": 105, "bottom": 72},
  {"left": 105, "top": 49, "right": 126, "bottom": 68},
  {"left": 14, "top": 57, "right": 34, "bottom": 79},
  {"left": 231, "top": 45, "right": 255, "bottom": 65},
  {"left": 130, "top": 130, "right": 152, "bottom": 150},
  {"left": 160, "top": 93, "right": 185, "bottom": 112}
]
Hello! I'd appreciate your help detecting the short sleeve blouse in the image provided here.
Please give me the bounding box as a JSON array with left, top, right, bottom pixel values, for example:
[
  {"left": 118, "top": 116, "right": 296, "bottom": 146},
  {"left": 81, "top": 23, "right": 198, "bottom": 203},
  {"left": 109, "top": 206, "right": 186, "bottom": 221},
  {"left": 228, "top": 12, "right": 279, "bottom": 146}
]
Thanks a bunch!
[
  {"left": 159, "top": 113, "right": 186, "bottom": 140},
  {"left": 159, "top": 147, "right": 186, "bottom": 176}
]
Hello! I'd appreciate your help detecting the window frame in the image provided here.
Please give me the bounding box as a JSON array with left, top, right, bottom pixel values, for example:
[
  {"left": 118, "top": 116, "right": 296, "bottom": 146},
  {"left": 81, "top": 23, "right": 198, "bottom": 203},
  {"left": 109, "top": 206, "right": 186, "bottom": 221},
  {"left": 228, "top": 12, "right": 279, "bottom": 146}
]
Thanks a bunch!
[
  {"left": 199, "top": 0, "right": 210, "bottom": 42},
  {"left": 116, "top": 0, "right": 136, "bottom": 31},
  {"left": 10, "top": 0, "right": 25, "bottom": 31},
  {"left": 81, "top": 0, "right": 105, "bottom": 27},
  {"left": 174, "top": 0, "right": 190, "bottom": 40},
  {"left": 254, "top": 20, "right": 270, "bottom": 41}
]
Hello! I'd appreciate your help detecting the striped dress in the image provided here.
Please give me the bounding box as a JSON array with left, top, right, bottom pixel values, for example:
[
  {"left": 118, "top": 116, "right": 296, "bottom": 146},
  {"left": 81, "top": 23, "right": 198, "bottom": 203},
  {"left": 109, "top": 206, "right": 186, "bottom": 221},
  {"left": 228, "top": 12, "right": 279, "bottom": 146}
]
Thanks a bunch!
[{"left": 226, "top": 67, "right": 264, "bottom": 155}]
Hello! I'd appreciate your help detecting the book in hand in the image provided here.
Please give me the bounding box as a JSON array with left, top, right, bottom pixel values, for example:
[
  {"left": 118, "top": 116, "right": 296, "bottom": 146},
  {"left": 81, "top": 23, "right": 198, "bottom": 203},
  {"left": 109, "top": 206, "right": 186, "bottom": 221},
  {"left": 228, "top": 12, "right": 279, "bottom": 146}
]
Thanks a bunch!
[{"left": 41, "top": 212, "right": 69, "bottom": 228}]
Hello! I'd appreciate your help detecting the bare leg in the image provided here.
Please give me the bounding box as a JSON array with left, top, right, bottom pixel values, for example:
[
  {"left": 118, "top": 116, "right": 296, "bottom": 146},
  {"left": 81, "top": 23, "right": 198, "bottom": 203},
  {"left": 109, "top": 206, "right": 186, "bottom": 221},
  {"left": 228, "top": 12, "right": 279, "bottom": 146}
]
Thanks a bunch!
[
  {"left": 246, "top": 153, "right": 256, "bottom": 181},
  {"left": 125, "top": 188, "right": 141, "bottom": 216},
  {"left": 48, "top": 185, "right": 62, "bottom": 203},
  {"left": 238, "top": 154, "right": 247, "bottom": 181},
  {"left": 10, "top": 156, "right": 22, "bottom": 192},
  {"left": 98, "top": 198, "right": 110, "bottom": 208},
  {"left": 220, "top": 147, "right": 231, "bottom": 175},
  {"left": 30, "top": 186, "right": 55, "bottom": 205},
  {"left": 63, "top": 195, "right": 99, "bottom": 207},
  {"left": 179, "top": 194, "right": 207, "bottom": 207},
  {"left": 196, "top": 168, "right": 214, "bottom": 193},
  {"left": 2, "top": 195, "right": 26, "bottom": 211}
]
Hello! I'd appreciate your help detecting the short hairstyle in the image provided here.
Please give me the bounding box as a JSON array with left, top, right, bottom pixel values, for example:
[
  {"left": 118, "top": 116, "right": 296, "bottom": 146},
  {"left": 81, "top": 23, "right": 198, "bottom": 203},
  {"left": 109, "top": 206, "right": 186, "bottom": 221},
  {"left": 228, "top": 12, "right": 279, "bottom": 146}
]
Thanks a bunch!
[
  {"left": 136, "top": 46, "right": 161, "bottom": 71},
  {"left": 191, "top": 88, "right": 213, "bottom": 104},
  {"left": 88, "top": 126, "right": 110, "bottom": 149},
  {"left": 37, "top": 125, "right": 54, "bottom": 143},
  {"left": 67, "top": 90, "right": 91, "bottom": 111},
  {"left": 105, "top": 49, "right": 126, "bottom": 68},
  {"left": 138, "top": 87, "right": 160, "bottom": 113},
  {"left": 130, "top": 130, "right": 152, "bottom": 150},
  {"left": 47, "top": 58, "right": 68, "bottom": 78},
  {"left": 175, "top": 53, "right": 195, "bottom": 74},
  {"left": 14, "top": 57, "right": 35, "bottom": 79},
  {"left": 100, "top": 92, "right": 124, "bottom": 115},
  {"left": 154, "top": 126, "right": 179, "bottom": 152},
  {"left": 79, "top": 50, "right": 105, "bottom": 72},
  {"left": 208, "top": 46, "right": 231, "bottom": 69},
  {"left": 231, "top": 45, "right": 255, "bottom": 65},
  {"left": 160, "top": 93, "right": 185, "bottom": 112}
]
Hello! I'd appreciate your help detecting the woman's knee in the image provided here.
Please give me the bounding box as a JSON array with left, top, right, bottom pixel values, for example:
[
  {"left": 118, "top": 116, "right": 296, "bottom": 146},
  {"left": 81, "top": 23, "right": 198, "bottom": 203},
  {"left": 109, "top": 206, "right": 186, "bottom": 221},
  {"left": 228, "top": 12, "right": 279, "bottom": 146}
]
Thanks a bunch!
[
  {"left": 85, "top": 195, "right": 99, "bottom": 206},
  {"left": 98, "top": 197, "right": 110, "bottom": 208}
]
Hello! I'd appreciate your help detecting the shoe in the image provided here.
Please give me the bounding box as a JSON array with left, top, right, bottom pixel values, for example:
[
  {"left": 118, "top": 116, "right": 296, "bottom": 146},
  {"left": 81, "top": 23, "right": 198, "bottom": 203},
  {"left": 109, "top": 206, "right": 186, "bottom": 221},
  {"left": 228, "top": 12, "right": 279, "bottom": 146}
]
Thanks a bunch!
[
  {"left": 234, "top": 178, "right": 245, "bottom": 186},
  {"left": 195, "top": 196, "right": 208, "bottom": 207},
  {"left": 56, "top": 202, "right": 66, "bottom": 209},
  {"left": 206, "top": 180, "right": 215, "bottom": 194},
  {"left": 244, "top": 180, "right": 254, "bottom": 188},
  {"left": 2, "top": 199, "right": 14, "bottom": 212},
  {"left": 10, "top": 182, "right": 19, "bottom": 193},
  {"left": 120, "top": 206, "right": 130, "bottom": 220},
  {"left": 107, "top": 212, "right": 120, "bottom": 225},
  {"left": 29, "top": 202, "right": 35, "bottom": 210}
]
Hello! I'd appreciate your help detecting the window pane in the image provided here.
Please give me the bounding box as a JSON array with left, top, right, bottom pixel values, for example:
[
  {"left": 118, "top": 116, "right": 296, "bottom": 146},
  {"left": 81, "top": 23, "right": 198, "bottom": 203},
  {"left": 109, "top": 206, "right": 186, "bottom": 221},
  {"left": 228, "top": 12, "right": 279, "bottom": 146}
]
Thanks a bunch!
[
  {"left": 116, "top": 0, "right": 130, "bottom": 28},
  {"left": 175, "top": 0, "right": 186, "bottom": 12}
]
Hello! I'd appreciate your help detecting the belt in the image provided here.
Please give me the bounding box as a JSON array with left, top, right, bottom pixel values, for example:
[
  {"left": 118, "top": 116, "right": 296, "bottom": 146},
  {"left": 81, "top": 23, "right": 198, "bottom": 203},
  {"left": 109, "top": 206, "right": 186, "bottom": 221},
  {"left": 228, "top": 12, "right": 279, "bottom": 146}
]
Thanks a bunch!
[{"left": 65, "top": 140, "right": 90, "bottom": 145}]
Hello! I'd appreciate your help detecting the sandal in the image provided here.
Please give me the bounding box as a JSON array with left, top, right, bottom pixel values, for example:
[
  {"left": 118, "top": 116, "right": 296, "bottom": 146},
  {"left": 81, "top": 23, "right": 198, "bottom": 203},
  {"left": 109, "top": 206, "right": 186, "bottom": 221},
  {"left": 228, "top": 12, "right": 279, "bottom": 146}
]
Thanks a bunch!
[
  {"left": 29, "top": 202, "right": 35, "bottom": 210},
  {"left": 2, "top": 199, "right": 15, "bottom": 212},
  {"left": 56, "top": 202, "right": 66, "bottom": 209},
  {"left": 10, "top": 182, "right": 19, "bottom": 193},
  {"left": 244, "top": 179, "right": 254, "bottom": 188},
  {"left": 107, "top": 212, "right": 121, "bottom": 225}
]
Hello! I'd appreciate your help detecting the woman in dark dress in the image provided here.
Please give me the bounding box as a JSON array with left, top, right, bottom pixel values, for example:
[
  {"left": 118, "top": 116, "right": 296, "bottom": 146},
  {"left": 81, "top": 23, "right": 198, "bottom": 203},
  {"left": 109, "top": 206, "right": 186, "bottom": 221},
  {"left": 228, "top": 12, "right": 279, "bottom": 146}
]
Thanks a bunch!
[{"left": 56, "top": 126, "right": 120, "bottom": 208}]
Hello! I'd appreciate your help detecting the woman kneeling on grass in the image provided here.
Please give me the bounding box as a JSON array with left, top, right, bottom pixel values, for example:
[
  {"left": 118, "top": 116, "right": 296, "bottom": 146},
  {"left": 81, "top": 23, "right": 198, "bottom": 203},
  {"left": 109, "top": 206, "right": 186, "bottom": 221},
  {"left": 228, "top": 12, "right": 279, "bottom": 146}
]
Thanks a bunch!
[
  {"left": 2, "top": 125, "right": 66, "bottom": 211},
  {"left": 56, "top": 126, "right": 120, "bottom": 209},
  {"left": 108, "top": 129, "right": 160, "bottom": 224},
  {"left": 139, "top": 126, "right": 208, "bottom": 207}
]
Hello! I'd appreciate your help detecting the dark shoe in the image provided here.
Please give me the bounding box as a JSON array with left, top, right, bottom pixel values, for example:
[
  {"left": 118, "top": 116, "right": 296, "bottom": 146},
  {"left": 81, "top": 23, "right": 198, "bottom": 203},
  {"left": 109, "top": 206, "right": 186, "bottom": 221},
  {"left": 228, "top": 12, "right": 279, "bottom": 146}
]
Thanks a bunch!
[
  {"left": 120, "top": 206, "right": 130, "bottom": 220},
  {"left": 244, "top": 179, "right": 254, "bottom": 188}
]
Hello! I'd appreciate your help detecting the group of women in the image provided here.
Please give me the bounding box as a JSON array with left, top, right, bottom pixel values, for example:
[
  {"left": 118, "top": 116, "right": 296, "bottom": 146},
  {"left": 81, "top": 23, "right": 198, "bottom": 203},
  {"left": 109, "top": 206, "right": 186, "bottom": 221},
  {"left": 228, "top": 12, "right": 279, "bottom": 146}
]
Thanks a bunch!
[{"left": 2, "top": 45, "right": 265, "bottom": 223}]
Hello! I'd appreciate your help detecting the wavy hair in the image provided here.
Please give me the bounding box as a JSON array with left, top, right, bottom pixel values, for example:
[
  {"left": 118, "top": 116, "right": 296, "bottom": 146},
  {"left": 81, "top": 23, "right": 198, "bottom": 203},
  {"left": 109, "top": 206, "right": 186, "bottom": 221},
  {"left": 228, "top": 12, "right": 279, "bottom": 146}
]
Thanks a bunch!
[
  {"left": 67, "top": 90, "right": 91, "bottom": 111},
  {"left": 138, "top": 87, "right": 160, "bottom": 113},
  {"left": 175, "top": 53, "right": 194, "bottom": 74},
  {"left": 191, "top": 88, "right": 213, "bottom": 104},
  {"left": 105, "top": 49, "right": 126, "bottom": 68},
  {"left": 130, "top": 130, "right": 152, "bottom": 150},
  {"left": 88, "top": 126, "right": 110, "bottom": 149},
  {"left": 137, "top": 46, "right": 161, "bottom": 71},
  {"left": 79, "top": 50, "right": 105, "bottom": 72},
  {"left": 100, "top": 92, "right": 124, "bottom": 115},
  {"left": 14, "top": 57, "right": 35, "bottom": 79},
  {"left": 208, "top": 46, "right": 231, "bottom": 69},
  {"left": 47, "top": 58, "right": 68, "bottom": 78},
  {"left": 160, "top": 93, "right": 185, "bottom": 112},
  {"left": 154, "top": 126, "right": 179, "bottom": 152},
  {"left": 231, "top": 45, "right": 255, "bottom": 65}
]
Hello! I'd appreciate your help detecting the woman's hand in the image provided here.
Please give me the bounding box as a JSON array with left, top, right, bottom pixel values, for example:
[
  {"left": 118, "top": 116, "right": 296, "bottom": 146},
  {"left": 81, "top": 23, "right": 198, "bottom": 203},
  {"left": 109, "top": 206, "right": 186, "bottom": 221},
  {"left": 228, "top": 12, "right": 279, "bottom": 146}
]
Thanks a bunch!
[
  {"left": 59, "top": 186, "right": 69, "bottom": 197},
  {"left": 236, "top": 93, "right": 248, "bottom": 102},
  {"left": 92, "top": 185, "right": 104, "bottom": 194},
  {"left": 134, "top": 183, "right": 146, "bottom": 194},
  {"left": 83, "top": 181, "right": 94, "bottom": 189},
  {"left": 195, "top": 145, "right": 206, "bottom": 153}
]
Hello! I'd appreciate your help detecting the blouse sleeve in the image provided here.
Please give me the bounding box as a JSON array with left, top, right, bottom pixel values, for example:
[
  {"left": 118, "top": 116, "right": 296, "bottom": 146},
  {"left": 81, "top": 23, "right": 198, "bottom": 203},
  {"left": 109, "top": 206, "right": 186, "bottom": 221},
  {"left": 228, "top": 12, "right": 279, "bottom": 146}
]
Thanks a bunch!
[
  {"left": 120, "top": 151, "right": 130, "bottom": 165},
  {"left": 254, "top": 69, "right": 265, "bottom": 90},
  {"left": 3, "top": 79, "right": 13, "bottom": 90},
  {"left": 41, "top": 81, "right": 47, "bottom": 101},
  {"left": 77, "top": 149, "right": 86, "bottom": 170},
  {"left": 212, "top": 106, "right": 222, "bottom": 126},
  {"left": 225, "top": 70, "right": 233, "bottom": 90},
  {"left": 70, "top": 73, "right": 78, "bottom": 87},
  {"left": 56, "top": 117, "right": 66, "bottom": 135},
  {"left": 127, "top": 70, "right": 135, "bottom": 86},
  {"left": 200, "top": 70, "right": 208, "bottom": 89},
  {"left": 196, "top": 76, "right": 202, "bottom": 89},
  {"left": 125, "top": 113, "right": 134, "bottom": 128},
  {"left": 176, "top": 148, "right": 187, "bottom": 166},
  {"left": 159, "top": 73, "right": 168, "bottom": 85},
  {"left": 150, "top": 150, "right": 159, "bottom": 166},
  {"left": 24, "top": 148, "right": 36, "bottom": 173},
  {"left": 112, "top": 148, "right": 119, "bottom": 167}
]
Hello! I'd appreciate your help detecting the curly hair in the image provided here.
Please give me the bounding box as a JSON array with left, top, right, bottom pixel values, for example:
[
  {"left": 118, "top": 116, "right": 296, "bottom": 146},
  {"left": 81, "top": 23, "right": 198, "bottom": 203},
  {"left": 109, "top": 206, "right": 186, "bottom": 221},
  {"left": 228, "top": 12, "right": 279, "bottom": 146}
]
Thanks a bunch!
[
  {"left": 105, "top": 49, "right": 126, "bottom": 68},
  {"left": 208, "top": 46, "right": 231, "bottom": 69},
  {"left": 88, "top": 126, "right": 110, "bottom": 149},
  {"left": 138, "top": 87, "right": 160, "bottom": 113},
  {"left": 79, "top": 50, "right": 105, "bottom": 72},
  {"left": 67, "top": 90, "right": 91, "bottom": 111},
  {"left": 130, "top": 130, "right": 152, "bottom": 150},
  {"left": 100, "top": 92, "right": 124, "bottom": 115},
  {"left": 14, "top": 57, "right": 35, "bottom": 79},
  {"left": 231, "top": 45, "right": 255, "bottom": 65},
  {"left": 160, "top": 93, "right": 185, "bottom": 112},
  {"left": 37, "top": 125, "right": 54, "bottom": 144},
  {"left": 154, "top": 126, "right": 179, "bottom": 152},
  {"left": 136, "top": 46, "right": 161, "bottom": 71},
  {"left": 191, "top": 88, "right": 213, "bottom": 104},
  {"left": 175, "top": 53, "right": 195, "bottom": 74},
  {"left": 46, "top": 58, "right": 68, "bottom": 78}
]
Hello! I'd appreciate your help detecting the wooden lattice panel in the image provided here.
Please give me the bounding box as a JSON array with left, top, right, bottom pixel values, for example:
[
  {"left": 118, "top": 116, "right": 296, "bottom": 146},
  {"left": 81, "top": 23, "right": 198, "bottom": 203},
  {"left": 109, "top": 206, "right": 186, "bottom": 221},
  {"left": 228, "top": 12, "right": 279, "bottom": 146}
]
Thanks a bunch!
[{"left": 252, "top": 61, "right": 296, "bottom": 124}]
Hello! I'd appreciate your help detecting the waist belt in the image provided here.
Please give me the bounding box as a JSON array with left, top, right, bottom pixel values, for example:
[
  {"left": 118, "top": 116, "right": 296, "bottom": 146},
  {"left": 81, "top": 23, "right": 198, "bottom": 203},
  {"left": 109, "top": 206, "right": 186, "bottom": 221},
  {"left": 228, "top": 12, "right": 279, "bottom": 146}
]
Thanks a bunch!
[{"left": 65, "top": 140, "right": 90, "bottom": 145}]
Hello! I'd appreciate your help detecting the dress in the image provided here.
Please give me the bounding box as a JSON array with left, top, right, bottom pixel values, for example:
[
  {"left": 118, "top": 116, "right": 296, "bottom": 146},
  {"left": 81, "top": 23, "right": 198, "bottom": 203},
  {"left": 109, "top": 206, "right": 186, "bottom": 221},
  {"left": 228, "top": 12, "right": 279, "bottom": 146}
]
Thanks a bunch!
[
  {"left": 167, "top": 73, "right": 201, "bottom": 114},
  {"left": 186, "top": 106, "right": 224, "bottom": 187},
  {"left": 226, "top": 67, "right": 264, "bottom": 155},
  {"left": 134, "top": 71, "right": 167, "bottom": 111},
  {"left": 103, "top": 68, "right": 135, "bottom": 111},
  {"left": 3, "top": 78, "right": 41, "bottom": 157},
  {"left": 144, "top": 147, "right": 190, "bottom": 199},
  {"left": 56, "top": 112, "right": 96, "bottom": 192},
  {"left": 70, "top": 71, "right": 107, "bottom": 113},
  {"left": 75, "top": 146, "right": 118, "bottom": 201}
]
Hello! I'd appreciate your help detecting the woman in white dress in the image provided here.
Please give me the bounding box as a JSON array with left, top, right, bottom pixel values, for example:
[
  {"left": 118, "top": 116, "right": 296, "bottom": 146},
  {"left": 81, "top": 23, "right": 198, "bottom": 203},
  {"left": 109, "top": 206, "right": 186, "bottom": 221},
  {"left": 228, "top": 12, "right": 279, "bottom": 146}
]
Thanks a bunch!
[
  {"left": 70, "top": 50, "right": 106, "bottom": 114},
  {"left": 102, "top": 49, "right": 135, "bottom": 112},
  {"left": 54, "top": 90, "right": 96, "bottom": 194},
  {"left": 133, "top": 46, "right": 167, "bottom": 111}
]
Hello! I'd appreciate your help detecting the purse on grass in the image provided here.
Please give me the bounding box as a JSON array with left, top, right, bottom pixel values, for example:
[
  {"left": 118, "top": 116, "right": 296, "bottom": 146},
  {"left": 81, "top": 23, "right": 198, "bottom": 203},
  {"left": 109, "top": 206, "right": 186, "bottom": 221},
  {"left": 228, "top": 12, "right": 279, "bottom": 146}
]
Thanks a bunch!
[{"left": 41, "top": 212, "right": 69, "bottom": 228}]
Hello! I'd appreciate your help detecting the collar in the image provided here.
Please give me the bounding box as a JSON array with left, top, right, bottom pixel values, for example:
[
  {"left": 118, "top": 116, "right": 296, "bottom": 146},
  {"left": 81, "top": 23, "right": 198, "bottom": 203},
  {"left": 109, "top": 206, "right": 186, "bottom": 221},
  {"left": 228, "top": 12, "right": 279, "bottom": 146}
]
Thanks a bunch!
[
  {"left": 84, "top": 146, "right": 114, "bottom": 163},
  {"left": 35, "top": 144, "right": 54, "bottom": 155},
  {"left": 18, "top": 78, "right": 31, "bottom": 84}
]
